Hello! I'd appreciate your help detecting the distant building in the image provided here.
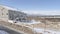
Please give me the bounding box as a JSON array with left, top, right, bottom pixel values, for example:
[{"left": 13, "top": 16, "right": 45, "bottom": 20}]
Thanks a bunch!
[{"left": 0, "top": 5, "right": 28, "bottom": 22}]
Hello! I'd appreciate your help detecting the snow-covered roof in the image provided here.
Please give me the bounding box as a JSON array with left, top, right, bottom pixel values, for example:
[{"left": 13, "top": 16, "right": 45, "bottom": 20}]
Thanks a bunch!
[{"left": 0, "top": 5, "right": 19, "bottom": 11}]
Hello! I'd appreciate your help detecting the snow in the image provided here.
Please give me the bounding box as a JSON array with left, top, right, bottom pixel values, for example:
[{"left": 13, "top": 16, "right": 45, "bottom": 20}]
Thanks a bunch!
[
  {"left": 8, "top": 20, "right": 14, "bottom": 23},
  {"left": 10, "top": 19, "right": 41, "bottom": 25},
  {"left": 26, "top": 20, "right": 41, "bottom": 24},
  {"left": 0, "top": 30, "right": 9, "bottom": 34},
  {"left": 34, "top": 28, "right": 60, "bottom": 34},
  {"left": 17, "top": 19, "right": 41, "bottom": 24}
]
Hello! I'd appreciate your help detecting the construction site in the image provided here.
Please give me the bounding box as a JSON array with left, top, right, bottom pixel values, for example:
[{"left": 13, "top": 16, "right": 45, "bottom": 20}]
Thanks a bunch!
[{"left": 0, "top": 5, "right": 60, "bottom": 34}]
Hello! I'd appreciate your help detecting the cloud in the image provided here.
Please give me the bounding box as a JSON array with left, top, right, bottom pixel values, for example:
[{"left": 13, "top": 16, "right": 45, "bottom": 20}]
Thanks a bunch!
[{"left": 22, "top": 10, "right": 60, "bottom": 15}]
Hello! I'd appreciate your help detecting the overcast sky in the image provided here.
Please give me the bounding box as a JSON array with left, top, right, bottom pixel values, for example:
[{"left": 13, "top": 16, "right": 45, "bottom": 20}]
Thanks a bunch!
[{"left": 0, "top": 0, "right": 60, "bottom": 15}]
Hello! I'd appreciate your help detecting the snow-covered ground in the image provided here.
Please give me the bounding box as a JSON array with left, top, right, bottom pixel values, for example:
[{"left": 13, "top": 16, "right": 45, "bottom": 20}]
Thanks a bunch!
[
  {"left": 8, "top": 20, "right": 14, "bottom": 23},
  {"left": 8, "top": 19, "right": 41, "bottom": 25},
  {"left": 0, "top": 30, "right": 9, "bottom": 34},
  {"left": 34, "top": 28, "right": 60, "bottom": 34},
  {"left": 25, "top": 19, "right": 41, "bottom": 24},
  {"left": 28, "top": 20, "right": 41, "bottom": 24}
]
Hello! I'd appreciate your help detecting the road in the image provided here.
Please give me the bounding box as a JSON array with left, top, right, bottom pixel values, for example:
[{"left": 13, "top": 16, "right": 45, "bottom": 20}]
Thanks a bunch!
[{"left": 0, "top": 25, "right": 23, "bottom": 34}]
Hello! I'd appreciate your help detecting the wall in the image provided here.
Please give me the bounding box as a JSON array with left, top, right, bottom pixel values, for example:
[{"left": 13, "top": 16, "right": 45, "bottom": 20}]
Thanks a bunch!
[{"left": 0, "top": 6, "right": 8, "bottom": 21}]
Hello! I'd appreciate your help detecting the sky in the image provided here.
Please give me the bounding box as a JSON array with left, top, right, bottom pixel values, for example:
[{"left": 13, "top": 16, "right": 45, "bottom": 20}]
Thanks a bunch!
[{"left": 0, "top": 0, "right": 60, "bottom": 15}]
